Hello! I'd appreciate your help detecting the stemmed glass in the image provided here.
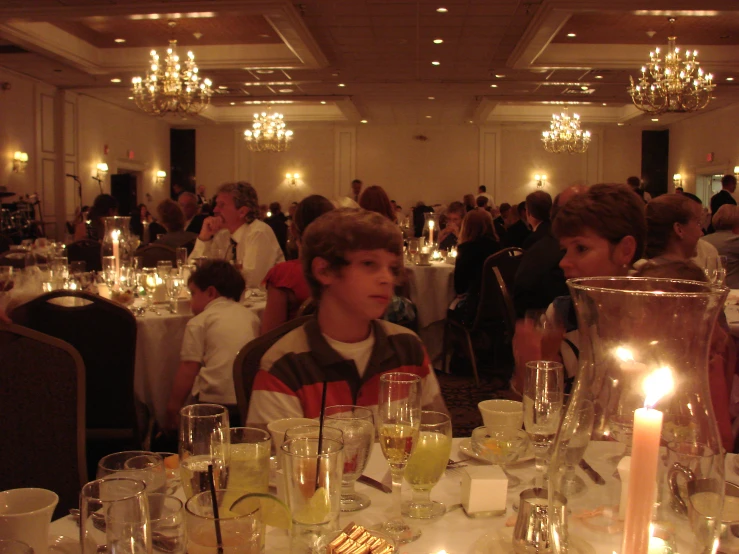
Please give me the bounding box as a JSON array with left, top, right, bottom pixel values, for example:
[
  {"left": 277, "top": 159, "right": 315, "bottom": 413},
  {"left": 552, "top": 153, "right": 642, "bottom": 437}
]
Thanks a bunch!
[
  {"left": 324, "top": 405, "right": 375, "bottom": 512},
  {"left": 178, "top": 404, "right": 230, "bottom": 499},
  {"left": 558, "top": 399, "right": 594, "bottom": 498},
  {"left": 175, "top": 247, "right": 188, "bottom": 275},
  {"left": 165, "top": 270, "right": 183, "bottom": 312},
  {"left": 401, "top": 410, "right": 452, "bottom": 519},
  {"left": 523, "top": 360, "right": 564, "bottom": 488},
  {"left": 376, "top": 372, "right": 422, "bottom": 544},
  {"left": 704, "top": 255, "right": 728, "bottom": 285},
  {"left": 140, "top": 267, "right": 158, "bottom": 309},
  {"left": 102, "top": 255, "right": 117, "bottom": 291}
]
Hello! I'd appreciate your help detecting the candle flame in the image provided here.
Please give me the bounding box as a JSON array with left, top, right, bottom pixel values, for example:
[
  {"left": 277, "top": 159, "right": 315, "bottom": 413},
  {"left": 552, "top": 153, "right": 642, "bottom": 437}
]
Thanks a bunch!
[
  {"left": 111, "top": 230, "right": 121, "bottom": 241},
  {"left": 615, "top": 346, "right": 634, "bottom": 362},
  {"left": 428, "top": 220, "right": 435, "bottom": 229},
  {"left": 643, "top": 366, "right": 674, "bottom": 408}
]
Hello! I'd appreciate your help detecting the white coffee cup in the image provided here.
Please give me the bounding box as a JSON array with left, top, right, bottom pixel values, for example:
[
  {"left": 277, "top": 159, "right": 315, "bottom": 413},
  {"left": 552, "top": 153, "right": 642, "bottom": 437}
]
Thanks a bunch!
[
  {"left": 266, "top": 417, "right": 316, "bottom": 453},
  {"left": 478, "top": 399, "right": 523, "bottom": 434},
  {"left": 0, "top": 488, "right": 58, "bottom": 554}
]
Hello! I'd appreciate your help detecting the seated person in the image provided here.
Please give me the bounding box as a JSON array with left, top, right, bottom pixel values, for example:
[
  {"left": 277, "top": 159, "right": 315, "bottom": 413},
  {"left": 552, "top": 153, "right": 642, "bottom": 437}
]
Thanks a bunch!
[
  {"left": 521, "top": 191, "right": 553, "bottom": 250},
  {"left": 166, "top": 260, "right": 260, "bottom": 428},
  {"left": 179, "top": 192, "right": 206, "bottom": 235},
  {"left": 448, "top": 209, "right": 501, "bottom": 325},
  {"left": 503, "top": 201, "right": 531, "bottom": 248},
  {"left": 246, "top": 208, "right": 448, "bottom": 425},
  {"left": 78, "top": 194, "right": 118, "bottom": 241},
  {"left": 260, "top": 195, "right": 334, "bottom": 334},
  {"left": 641, "top": 193, "right": 704, "bottom": 264},
  {"left": 699, "top": 204, "right": 739, "bottom": 288},
  {"left": 437, "top": 201, "right": 465, "bottom": 251},
  {"left": 153, "top": 199, "right": 198, "bottom": 253},
  {"left": 359, "top": 185, "right": 396, "bottom": 222}
]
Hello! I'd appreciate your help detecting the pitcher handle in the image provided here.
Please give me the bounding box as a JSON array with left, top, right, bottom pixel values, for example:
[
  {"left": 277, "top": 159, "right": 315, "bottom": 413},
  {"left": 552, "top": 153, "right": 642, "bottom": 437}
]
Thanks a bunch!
[{"left": 668, "top": 462, "right": 695, "bottom": 515}]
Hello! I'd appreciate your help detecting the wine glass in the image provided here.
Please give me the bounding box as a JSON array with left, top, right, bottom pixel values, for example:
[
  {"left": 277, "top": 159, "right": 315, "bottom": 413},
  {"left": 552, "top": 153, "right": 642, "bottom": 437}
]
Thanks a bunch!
[
  {"left": 156, "top": 260, "right": 173, "bottom": 282},
  {"left": 704, "top": 255, "right": 728, "bottom": 285},
  {"left": 101, "top": 255, "right": 117, "bottom": 291},
  {"left": 165, "top": 271, "right": 183, "bottom": 311},
  {"left": 324, "top": 405, "right": 375, "bottom": 512},
  {"left": 401, "top": 410, "right": 452, "bottom": 519},
  {"left": 558, "top": 399, "right": 594, "bottom": 498},
  {"left": 376, "top": 372, "right": 422, "bottom": 544},
  {"left": 178, "top": 404, "right": 230, "bottom": 499},
  {"left": 97, "top": 451, "right": 167, "bottom": 496},
  {"left": 523, "top": 360, "right": 564, "bottom": 488},
  {"left": 140, "top": 267, "right": 158, "bottom": 309},
  {"left": 470, "top": 427, "right": 529, "bottom": 489},
  {"left": 175, "top": 247, "right": 188, "bottom": 274}
]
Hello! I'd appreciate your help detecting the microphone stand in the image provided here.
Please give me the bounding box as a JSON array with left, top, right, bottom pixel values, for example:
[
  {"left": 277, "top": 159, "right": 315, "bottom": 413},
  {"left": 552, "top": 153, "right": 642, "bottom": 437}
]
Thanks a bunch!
[{"left": 91, "top": 176, "right": 103, "bottom": 195}]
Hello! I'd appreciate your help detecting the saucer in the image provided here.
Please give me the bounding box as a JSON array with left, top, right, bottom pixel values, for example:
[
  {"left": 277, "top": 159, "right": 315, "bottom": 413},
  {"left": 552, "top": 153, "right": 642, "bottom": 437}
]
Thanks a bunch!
[
  {"left": 470, "top": 527, "right": 594, "bottom": 554},
  {"left": 458, "top": 438, "right": 534, "bottom": 466},
  {"left": 49, "top": 536, "right": 81, "bottom": 554}
]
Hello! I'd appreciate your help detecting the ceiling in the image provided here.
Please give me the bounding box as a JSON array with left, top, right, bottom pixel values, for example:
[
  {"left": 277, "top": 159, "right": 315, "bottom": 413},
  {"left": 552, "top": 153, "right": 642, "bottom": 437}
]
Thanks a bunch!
[{"left": 0, "top": 0, "right": 738, "bottom": 127}]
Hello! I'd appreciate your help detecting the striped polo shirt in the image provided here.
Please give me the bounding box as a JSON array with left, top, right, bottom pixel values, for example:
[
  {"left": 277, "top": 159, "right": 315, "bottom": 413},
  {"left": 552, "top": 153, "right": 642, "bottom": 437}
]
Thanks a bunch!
[{"left": 246, "top": 317, "right": 441, "bottom": 426}]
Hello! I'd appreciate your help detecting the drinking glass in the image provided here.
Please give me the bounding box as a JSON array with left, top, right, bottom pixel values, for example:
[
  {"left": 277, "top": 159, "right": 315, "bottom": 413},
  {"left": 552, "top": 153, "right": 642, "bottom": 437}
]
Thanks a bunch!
[
  {"left": 80, "top": 478, "right": 151, "bottom": 554},
  {"left": 69, "top": 261, "right": 86, "bottom": 275},
  {"left": 148, "top": 494, "right": 186, "bottom": 554},
  {"left": 140, "top": 267, "right": 158, "bottom": 308},
  {"left": 558, "top": 399, "right": 594, "bottom": 498},
  {"left": 523, "top": 361, "right": 564, "bottom": 488},
  {"left": 97, "top": 451, "right": 167, "bottom": 497},
  {"left": 281, "top": 437, "right": 343, "bottom": 553},
  {"left": 376, "top": 372, "right": 422, "bottom": 544},
  {"left": 185, "top": 490, "right": 262, "bottom": 554},
  {"left": 324, "top": 405, "right": 375, "bottom": 512},
  {"left": 227, "top": 427, "right": 271, "bottom": 494},
  {"left": 705, "top": 255, "right": 728, "bottom": 285},
  {"left": 165, "top": 271, "right": 184, "bottom": 309},
  {"left": 102, "top": 255, "right": 117, "bottom": 290},
  {"left": 157, "top": 260, "right": 173, "bottom": 281},
  {"left": 50, "top": 256, "right": 69, "bottom": 287},
  {"left": 176, "top": 247, "right": 188, "bottom": 273},
  {"left": 179, "top": 404, "right": 230, "bottom": 499},
  {"left": 401, "top": 410, "right": 452, "bottom": 519}
]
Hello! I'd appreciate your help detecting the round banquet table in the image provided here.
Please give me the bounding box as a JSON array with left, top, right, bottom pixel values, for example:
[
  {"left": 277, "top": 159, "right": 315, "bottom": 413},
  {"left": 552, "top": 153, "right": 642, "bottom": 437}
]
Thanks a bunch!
[
  {"left": 47, "top": 438, "right": 739, "bottom": 554},
  {"left": 405, "top": 261, "right": 456, "bottom": 329}
]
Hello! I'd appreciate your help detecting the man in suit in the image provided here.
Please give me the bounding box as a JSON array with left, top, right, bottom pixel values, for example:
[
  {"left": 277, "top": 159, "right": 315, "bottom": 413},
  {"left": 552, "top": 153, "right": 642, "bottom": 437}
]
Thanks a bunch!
[
  {"left": 265, "top": 202, "right": 288, "bottom": 257},
  {"left": 521, "top": 190, "right": 552, "bottom": 250},
  {"left": 494, "top": 203, "right": 510, "bottom": 243},
  {"left": 709, "top": 174, "right": 737, "bottom": 233},
  {"left": 503, "top": 201, "right": 531, "bottom": 248},
  {"left": 179, "top": 191, "right": 206, "bottom": 235}
]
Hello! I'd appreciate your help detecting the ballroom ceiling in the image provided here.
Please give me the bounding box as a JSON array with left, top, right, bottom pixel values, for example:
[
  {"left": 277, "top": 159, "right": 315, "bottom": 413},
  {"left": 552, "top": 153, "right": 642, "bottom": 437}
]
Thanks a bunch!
[{"left": 0, "top": 0, "right": 737, "bottom": 126}]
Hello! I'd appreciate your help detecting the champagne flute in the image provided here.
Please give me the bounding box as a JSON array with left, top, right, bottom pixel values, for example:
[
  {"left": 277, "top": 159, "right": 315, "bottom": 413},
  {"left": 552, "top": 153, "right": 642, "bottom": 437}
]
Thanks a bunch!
[
  {"left": 523, "top": 360, "right": 564, "bottom": 488},
  {"left": 165, "top": 270, "right": 183, "bottom": 312},
  {"left": 178, "top": 404, "right": 230, "bottom": 499},
  {"left": 324, "top": 405, "right": 375, "bottom": 512},
  {"left": 401, "top": 410, "right": 452, "bottom": 519},
  {"left": 175, "top": 247, "right": 188, "bottom": 275},
  {"left": 376, "top": 372, "right": 422, "bottom": 544}
]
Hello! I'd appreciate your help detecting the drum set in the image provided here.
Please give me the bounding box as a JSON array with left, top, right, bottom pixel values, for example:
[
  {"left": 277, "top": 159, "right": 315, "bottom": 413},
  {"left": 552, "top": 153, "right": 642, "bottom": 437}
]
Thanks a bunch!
[{"left": 0, "top": 188, "right": 44, "bottom": 240}]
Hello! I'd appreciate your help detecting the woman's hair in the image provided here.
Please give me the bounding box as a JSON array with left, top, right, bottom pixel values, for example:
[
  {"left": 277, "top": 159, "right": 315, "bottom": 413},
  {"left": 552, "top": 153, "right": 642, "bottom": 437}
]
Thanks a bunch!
[
  {"left": 89, "top": 194, "right": 119, "bottom": 221},
  {"left": 459, "top": 208, "right": 498, "bottom": 243},
  {"left": 359, "top": 185, "right": 395, "bottom": 222},
  {"left": 633, "top": 259, "right": 707, "bottom": 283},
  {"left": 645, "top": 193, "right": 696, "bottom": 258},
  {"left": 463, "top": 194, "right": 475, "bottom": 209},
  {"left": 293, "top": 195, "right": 334, "bottom": 239},
  {"left": 552, "top": 183, "right": 646, "bottom": 264},
  {"left": 712, "top": 204, "right": 739, "bottom": 231},
  {"left": 156, "top": 198, "right": 185, "bottom": 232}
]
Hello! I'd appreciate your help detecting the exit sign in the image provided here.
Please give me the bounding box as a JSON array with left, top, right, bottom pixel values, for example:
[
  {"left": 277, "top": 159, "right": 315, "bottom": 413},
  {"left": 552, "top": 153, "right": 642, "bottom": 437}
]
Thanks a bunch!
[{"left": 707, "top": 152, "right": 714, "bottom": 162}]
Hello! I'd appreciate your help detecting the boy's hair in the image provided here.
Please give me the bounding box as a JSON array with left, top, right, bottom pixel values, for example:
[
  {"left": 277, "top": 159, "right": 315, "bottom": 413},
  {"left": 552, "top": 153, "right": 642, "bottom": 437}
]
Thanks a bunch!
[
  {"left": 156, "top": 198, "right": 185, "bottom": 232},
  {"left": 525, "top": 190, "right": 552, "bottom": 222},
  {"left": 645, "top": 193, "right": 695, "bottom": 258},
  {"left": 301, "top": 208, "right": 404, "bottom": 300},
  {"left": 552, "top": 183, "right": 646, "bottom": 265},
  {"left": 460, "top": 208, "right": 498, "bottom": 243},
  {"left": 187, "top": 260, "right": 246, "bottom": 302}
]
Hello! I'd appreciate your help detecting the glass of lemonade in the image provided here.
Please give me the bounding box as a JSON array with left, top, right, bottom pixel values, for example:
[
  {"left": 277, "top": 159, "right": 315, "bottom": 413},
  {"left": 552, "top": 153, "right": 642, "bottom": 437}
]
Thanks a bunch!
[
  {"left": 185, "top": 489, "right": 262, "bottom": 554},
  {"left": 324, "top": 405, "right": 375, "bottom": 512},
  {"left": 227, "top": 427, "right": 271, "bottom": 496},
  {"left": 179, "top": 404, "right": 230, "bottom": 499},
  {"left": 401, "top": 411, "right": 452, "bottom": 519}
]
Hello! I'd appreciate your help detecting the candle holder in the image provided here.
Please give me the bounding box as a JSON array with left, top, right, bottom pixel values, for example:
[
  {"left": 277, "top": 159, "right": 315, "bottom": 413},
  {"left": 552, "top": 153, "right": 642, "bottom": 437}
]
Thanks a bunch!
[
  {"left": 101, "top": 216, "right": 134, "bottom": 271},
  {"left": 548, "top": 277, "right": 728, "bottom": 554}
]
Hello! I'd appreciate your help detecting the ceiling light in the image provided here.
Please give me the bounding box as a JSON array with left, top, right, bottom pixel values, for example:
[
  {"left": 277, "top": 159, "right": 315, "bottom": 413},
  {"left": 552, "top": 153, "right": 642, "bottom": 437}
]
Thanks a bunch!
[
  {"left": 426, "top": 115, "right": 432, "bottom": 118},
  {"left": 256, "top": 69, "right": 274, "bottom": 74},
  {"left": 495, "top": 74, "right": 505, "bottom": 78},
  {"left": 360, "top": 119, "right": 368, "bottom": 123},
  {"left": 490, "top": 84, "right": 498, "bottom": 88},
  {"left": 278, "top": 88, "right": 293, "bottom": 93},
  {"left": 114, "top": 38, "right": 126, "bottom": 44},
  {"left": 580, "top": 86, "right": 588, "bottom": 90},
  {"left": 567, "top": 33, "right": 576, "bottom": 37},
  {"left": 431, "top": 61, "right": 440, "bottom": 66},
  {"left": 603, "top": 103, "right": 607, "bottom": 106},
  {"left": 428, "top": 96, "right": 435, "bottom": 100},
  {"left": 110, "top": 78, "right": 121, "bottom": 83},
  {"left": 128, "top": 96, "right": 133, "bottom": 100},
  {"left": 727, "top": 77, "right": 735, "bottom": 81},
  {"left": 651, "top": 118, "right": 659, "bottom": 121},
  {"left": 338, "top": 83, "right": 345, "bottom": 87},
  {"left": 542, "top": 108, "right": 591, "bottom": 154},
  {"left": 433, "top": 38, "right": 443, "bottom": 44},
  {"left": 595, "top": 75, "right": 603, "bottom": 79},
  {"left": 258, "top": 34, "right": 271, "bottom": 39},
  {"left": 230, "top": 102, "right": 235, "bottom": 105},
  {"left": 244, "top": 110, "right": 293, "bottom": 152},
  {"left": 218, "top": 86, "right": 227, "bottom": 90},
  {"left": 436, "top": 7, "right": 448, "bottom": 13},
  {"left": 320, "top": 101, "right": 326, "bottom": 104},
  {"left": 618, "top": 122, "right": 625, "bottom": 126}
]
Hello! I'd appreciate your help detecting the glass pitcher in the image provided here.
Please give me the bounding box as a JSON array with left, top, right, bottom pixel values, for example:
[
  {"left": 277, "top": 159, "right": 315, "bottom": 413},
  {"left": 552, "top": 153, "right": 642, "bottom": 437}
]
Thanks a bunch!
[{"left": 548, "top": 277, "right": 728, "bottom": 554}]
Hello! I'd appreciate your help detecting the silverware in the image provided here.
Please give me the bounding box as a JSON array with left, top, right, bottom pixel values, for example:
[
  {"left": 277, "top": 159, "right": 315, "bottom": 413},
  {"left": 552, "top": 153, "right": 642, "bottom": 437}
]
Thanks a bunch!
[
  {"left": 578, "top": 459, "right": 606, "bottom": 485},
  {"left": 357, "top": 474, "right": 392, "bottom": 494}
]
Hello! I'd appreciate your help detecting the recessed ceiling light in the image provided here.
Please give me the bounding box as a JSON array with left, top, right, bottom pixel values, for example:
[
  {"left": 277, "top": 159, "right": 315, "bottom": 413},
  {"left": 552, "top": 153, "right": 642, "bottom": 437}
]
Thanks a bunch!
[
  {"left": 651, "top": 118, "right": 659, "bottom": 122},
  {"left": 110, "top": 78, "right": 121, "bottom": 83},
  {"left": 580, "top": 85, "right": 588, "bottom": 90},
  {"left": 602, "top": 103, "right": 607, "bottom": 106},
  {"left": 617, "top": 122, "right": 624, "bottom": 126},
  {"left": 727, "top": 77, "right": 735, "bottom": 81},
  {"left": 256, "top": 69, "right": 274, "bottom": 74},
  {"left": 320, "top": 101, "right": 327, "bottom": 104},
  {"left": 279, "top": 88, "right": 293, "bottom": 93},
  {"left": 431, "top": 61, "right": 440, "bottom": 66},
  {"left": 433, "top": 38, "right": 443, "bottom": 44},
  {"left": 595, "top": 75, "right": 603, "bottom": 79},
  {"left": 338, "top": 83, "right": 345, "bottom": 87},
  {"left": 128, "top": 96, "right": 133, "bottom": 100},
  {"left": 230, "top": 102, "right": 235, "bottom": 105},
  {"left": 567, "top": 33, "right": 576, "bottom": 38},
  {"left": 428, "top": 96, "right": 435, "bottom": 100},
  {"left": 426, "top": 115, "right": 432, "bottom": 118},
  {"left": 218, "top": 86, "right": 227, "bottom": 90},
  {"left": 114, "top": 38, "right": 126, "bottom": 44},
  {"left": 258, "top": 34, "right": 271, "bottom": 38},
  {"left": 360, "top": 119, "right": 368, "bottom": 123},
  {"left": 495, "top": 74, "right": 505, "bottom": 78},
  {"left": 490, "top": 84, "right": 498, "bottom": 88},
  {"left": 436, "top": 7, "right": 448, "bottom": 13}
]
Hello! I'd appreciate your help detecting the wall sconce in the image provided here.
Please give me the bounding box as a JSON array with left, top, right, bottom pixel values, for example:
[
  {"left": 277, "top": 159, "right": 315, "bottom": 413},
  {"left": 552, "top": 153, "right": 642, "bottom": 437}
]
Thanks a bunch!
[
  {"left": 534, "top": 174, "right": 547, "bottom": 188},
  {"left": 155, "top": 170, "right": 167, "bottom": 185},
  {"left": 12, "top": 151, "right": 28, "bottom": 173},
  {"left": 734, "top": 166, "right": 739, "bottom": 177},
  {"left": 95, "top": 163, "right": 108, "bottom": 180},
  {"left": 285, "top": 172, "right": 300, "bottom": 186},
  {"left": 673, "top": 173, "right": 683, "bottom": 188}
]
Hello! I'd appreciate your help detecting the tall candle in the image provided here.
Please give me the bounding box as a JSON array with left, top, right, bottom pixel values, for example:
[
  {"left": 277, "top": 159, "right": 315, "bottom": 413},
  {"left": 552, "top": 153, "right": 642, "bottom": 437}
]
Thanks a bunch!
[
  {"left": 428, "top": 219, "right": 435, "bottom": 245},
  {"left": 111, "top": 230, "right": 120, "bottom": 290}
]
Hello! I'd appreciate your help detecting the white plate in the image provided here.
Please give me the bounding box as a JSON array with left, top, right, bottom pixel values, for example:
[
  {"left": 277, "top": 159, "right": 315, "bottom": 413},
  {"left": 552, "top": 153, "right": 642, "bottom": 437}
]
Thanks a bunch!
[
  {"left": 49, "top": 536, "right": 81, "bottom": 554},
  {"left": 458, "top": 438, "right": 534, "bottom": 466},
  {"left": 470, "top": 528, "right": 594, "bottom": 554}
]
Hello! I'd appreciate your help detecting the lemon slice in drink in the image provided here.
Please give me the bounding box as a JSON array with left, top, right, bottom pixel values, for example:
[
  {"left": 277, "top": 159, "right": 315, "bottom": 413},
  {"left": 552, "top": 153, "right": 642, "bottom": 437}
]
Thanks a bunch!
[
  {"left": 294, "top": 487, "right": 331, "bottom": 525},
  {"left": 230, "top": 493, "right": 292, "bottom": 530}
]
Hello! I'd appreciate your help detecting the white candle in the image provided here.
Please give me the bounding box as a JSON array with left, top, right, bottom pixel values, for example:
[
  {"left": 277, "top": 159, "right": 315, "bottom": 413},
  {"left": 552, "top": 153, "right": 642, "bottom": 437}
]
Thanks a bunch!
[
  {"left": 111, "top": 230, "right": 120, "bottom": 290},
  {"left": 622, "top": 367, "right": 674, "bottom": 554},
  {"left": 428, "top": 219, "right": 435, "bottom": 245}
]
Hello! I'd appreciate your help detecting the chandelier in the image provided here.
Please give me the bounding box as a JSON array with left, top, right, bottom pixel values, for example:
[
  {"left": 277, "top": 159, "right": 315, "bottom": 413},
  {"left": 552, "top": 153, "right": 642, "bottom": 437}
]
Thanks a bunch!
[
  {"left": 243, "top": 111, "right": 294, "bottom": 152},
  {"left": 131, "top": 34, "right": 213, "bottom": 117},
  {"left": 628, "top": 19, "right": 715, "bottom": 115},
  {"left": 541, "top": 109, "right": 591, "bottom": 154}
]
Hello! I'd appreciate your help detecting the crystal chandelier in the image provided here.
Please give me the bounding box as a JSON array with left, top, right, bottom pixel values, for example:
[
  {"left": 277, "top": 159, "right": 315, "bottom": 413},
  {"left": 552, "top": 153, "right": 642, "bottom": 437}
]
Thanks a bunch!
[
  {"left": 131, "top": 32, "right": 213, "bottom": 117},
  {"left": 541, "top": 109, "right": 591, "bottom": 154},
  {"left": 628, "top": 19, "right": 715, "bottom": 115},
  {"left": 243, "top": 111, "right": 294, "bottom": 152}
]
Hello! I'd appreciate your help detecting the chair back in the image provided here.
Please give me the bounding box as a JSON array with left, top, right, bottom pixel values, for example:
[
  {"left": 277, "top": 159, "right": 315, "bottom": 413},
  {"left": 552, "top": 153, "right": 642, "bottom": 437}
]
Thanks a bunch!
[
  {"left": 0, "top": 323, "right": 86, "bottom": 518},
  {"left": 233, "top": 316, "right": 312, "bottom": 425},
  {"left": 10, "top": 291, "right": 138, "bottom": 436},
  {"left": 136, "top": 243, "right": 177, "bottom": 267},
  {"left": 493, "top": 267, "right": 517, "bottom": 337},
  {"left": 471, "top": 247, "right": 523, "bottom": 330},
  {"left": 296, "top": 298, "right": 316, "bottom": 317},
  {"left": 66, "top": 239, "right": 102, "bottom": 271}
]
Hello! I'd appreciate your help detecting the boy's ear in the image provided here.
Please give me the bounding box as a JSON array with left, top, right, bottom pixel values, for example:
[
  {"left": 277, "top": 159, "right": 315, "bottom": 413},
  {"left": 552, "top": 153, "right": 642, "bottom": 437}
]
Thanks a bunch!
[
  {"left": 311, "top": 257, "right": 335, "bottom": 286},
  {"left": 205, "top": 285, "right": 219, "bottom": 298}
]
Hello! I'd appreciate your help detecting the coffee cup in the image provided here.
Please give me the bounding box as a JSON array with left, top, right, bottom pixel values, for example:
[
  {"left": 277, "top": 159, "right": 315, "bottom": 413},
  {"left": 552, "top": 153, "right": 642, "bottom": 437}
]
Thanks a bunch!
[
  {"left": 479, "top": 399, "right": 523, "bottom": 434},
  {"left": 0, "top": 488, "right": 58, "bottom": 554}
]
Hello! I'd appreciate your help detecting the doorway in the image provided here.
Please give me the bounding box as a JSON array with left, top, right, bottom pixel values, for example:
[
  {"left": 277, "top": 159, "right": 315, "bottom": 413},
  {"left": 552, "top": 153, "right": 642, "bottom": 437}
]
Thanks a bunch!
[
  {"left": 696, "top": 174, "right": 729, "bottom": 206},
  {"left": 111, "top": 171, "right": 140, "bottom": 218}
]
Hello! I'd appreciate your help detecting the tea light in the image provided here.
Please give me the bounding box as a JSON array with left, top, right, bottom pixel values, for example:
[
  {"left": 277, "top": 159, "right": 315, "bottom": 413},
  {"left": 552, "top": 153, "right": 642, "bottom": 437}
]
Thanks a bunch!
[
  {"left": 449, "top": 247, "right": 458, "bottom": 258},
  {"left": 432, "top": 250, "right": 442, "bottom": 261}
]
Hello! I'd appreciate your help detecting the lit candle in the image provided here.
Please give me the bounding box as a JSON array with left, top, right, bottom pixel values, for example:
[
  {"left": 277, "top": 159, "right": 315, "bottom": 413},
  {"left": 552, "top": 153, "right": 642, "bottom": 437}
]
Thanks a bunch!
[
  {"left": 428, "top": 219, "right": 435, "bottom": 245},
  {"left": 111, "top": 230, "right": 120, "bottom": 291},
  {"left": 622, "top": 366, "right": 674, "bottom": 554}
]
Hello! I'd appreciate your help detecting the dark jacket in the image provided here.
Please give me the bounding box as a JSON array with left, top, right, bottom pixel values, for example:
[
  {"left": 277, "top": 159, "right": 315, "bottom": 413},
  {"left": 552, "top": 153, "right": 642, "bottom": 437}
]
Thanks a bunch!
[
  {"left": 709, "top": 190, "right": 736, "bottom": 233},
  {"left": 521, "top": 220, "right": 551, "bottom": 251},
  {"left": 265, "top": 213, "right": 289, "bottom": 257},
  {"left": 185, "top": 214, "right": 207, "bottom": 235},
  {"left": 454, "top": 236, "right": 501, "bottom": 296},
  {"left": 154, "top": 230, "right": 198, "bottom": 254},
  {"left": 502, "top": 219, "right": 531, "bottom": 249},
  {"left": 513, "top": 233, "right": 569, "bottom": 318}
]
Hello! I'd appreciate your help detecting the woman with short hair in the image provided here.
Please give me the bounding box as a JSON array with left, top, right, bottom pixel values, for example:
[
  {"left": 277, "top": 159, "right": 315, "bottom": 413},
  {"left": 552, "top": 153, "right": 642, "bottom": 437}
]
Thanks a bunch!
[{"left": 701, "top": 203, "right": 739, "bottom": 288}]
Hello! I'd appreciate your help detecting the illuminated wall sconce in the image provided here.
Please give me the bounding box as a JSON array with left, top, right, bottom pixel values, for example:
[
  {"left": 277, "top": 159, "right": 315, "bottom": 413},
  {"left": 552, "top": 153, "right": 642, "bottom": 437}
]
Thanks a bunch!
[
  {"left": 12, "top": 151, "right": 28, "bottom": 173},
  {"left": 285, "top": 172, "right": 300, "bottom": 186},
  {"left": 673, "top": 173, "right": 683, "bottom": 188},
  {"left": 95, "top": 163, "right": 108, "bottom": 180},
  {"left": 734, "top": 166, "right": 739, "bottom": 177},
  {"left": 155, "top": 170, "right": 167, "bottom": 185},
  {"left": 534, "top": 174, "right": 547, "bottom": 188}
]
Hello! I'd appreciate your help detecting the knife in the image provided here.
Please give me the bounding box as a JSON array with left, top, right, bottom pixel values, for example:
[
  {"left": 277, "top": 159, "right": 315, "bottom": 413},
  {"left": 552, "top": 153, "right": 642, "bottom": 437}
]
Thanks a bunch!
[
  {"left": 578, "top": 459, "right": 606, "bottom": 485},
  {"left": 357, "top": 474, "right": 392, "bottom": 494}
]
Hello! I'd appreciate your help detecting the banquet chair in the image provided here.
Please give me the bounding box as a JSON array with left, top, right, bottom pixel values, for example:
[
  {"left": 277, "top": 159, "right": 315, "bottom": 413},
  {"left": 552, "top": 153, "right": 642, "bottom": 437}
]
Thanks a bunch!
[
  {"left": 441, "top": 247, "right": 524, "bottom": 385},
  {"left": 0, "top": 233, "right": 10, "bottom": 254},
  {"left": 66, "top": 239, "right": 102, "bottom": 271},
  {"left": 233, "top": 315, "right": 312, "bottom": 425},
  {"left": 297, "top": 298, "right": 316, "bottom": 317},
  {"left": 10, "top": 290, "right": 139, "bottom": 476},
  {"left": 136, "top": 243, "right": 177, "bottom": 268},
  {"left": 0, "top": 323, "right": 86, "bottom": 518}
]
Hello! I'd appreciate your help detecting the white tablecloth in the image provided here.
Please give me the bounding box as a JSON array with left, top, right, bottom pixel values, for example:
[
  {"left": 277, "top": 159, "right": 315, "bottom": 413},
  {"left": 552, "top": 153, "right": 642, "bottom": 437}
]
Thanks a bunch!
[{"left": 406, "top": 262, "right": 455, "bottom": 328}]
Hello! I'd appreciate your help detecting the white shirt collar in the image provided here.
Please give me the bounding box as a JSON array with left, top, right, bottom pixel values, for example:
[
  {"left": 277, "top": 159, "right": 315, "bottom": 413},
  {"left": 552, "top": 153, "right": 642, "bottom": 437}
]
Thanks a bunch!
[{"left": 231, "top": 222, "right": 249, "bottom": 243}]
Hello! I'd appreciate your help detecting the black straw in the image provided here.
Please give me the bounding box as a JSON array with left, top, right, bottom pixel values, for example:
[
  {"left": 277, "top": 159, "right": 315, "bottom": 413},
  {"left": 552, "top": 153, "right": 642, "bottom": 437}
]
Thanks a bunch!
[
  {"left": 207, "top": 463, "right": 223, "bottom": 554},
  {"left": 315, "top": 380, "right": 329, "bottom": 489}
]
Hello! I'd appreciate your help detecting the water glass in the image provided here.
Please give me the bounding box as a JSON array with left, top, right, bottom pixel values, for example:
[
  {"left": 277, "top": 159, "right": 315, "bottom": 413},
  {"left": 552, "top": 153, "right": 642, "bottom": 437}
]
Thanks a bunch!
[
  {"left": 140, "top": 267, "right": 158, "bottom": 307},
  {"left": 97, "top": 451, "right": 167, "bottom": 500},
  {"left": 102, "top": 255, "right": 117, "bottom": 289},
  {"left": 157, "top": 260, "right": 173, "bottom": 281},
  {"left": 179, "top": 404, "right": 230, "bottom": 499},
  {"left": 228, "top": 427, "right": 271, "bottom": 494},
  {"left": 705, "top": 255, "right": 728, "bottom": 285},
  {"left": 324, "top": 405, "right": 375, "bottom": 512},
  {"left": 149, "top": 494, "right": 186, "bottom": 554},
  {"left": 281, "top": 437, "right": 344, "bottom": 553},
  {"left": 176, "top": 247, "right": 188, "bottom": 272},
  {"left": 165, "top": 271, "right": 184, "bottom": 307},
  {"left": 185, "top": 490, "right": 262, "bottom": 554},
  {"left": 402, "top": 410, "right": 452, "bottom": 519},
  {"left": 80, "top": 478, "right": 151, "bottom": 554},
  {"left": 557, "top": 399, "right": 594, "bottom": 498}
]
